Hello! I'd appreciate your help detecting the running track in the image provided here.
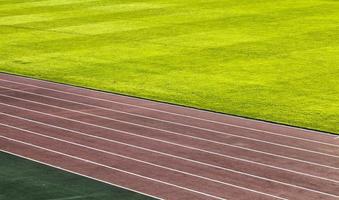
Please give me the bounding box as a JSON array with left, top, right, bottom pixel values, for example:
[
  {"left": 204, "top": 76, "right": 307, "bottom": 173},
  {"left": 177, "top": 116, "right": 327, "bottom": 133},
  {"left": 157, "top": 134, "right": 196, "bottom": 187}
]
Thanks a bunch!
[{"left": 0, "top": 73, "right": 338, "bottom": 200}]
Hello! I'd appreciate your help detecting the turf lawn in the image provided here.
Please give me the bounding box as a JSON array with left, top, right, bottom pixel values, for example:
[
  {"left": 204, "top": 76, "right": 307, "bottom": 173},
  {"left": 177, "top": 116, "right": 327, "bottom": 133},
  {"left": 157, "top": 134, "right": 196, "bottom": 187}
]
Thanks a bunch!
[
  {"left": 0, "top": 0, "right": 338, "bottom": 134},
  {"left": 0, "top": 151, "right": 155, "bottom": 200}
]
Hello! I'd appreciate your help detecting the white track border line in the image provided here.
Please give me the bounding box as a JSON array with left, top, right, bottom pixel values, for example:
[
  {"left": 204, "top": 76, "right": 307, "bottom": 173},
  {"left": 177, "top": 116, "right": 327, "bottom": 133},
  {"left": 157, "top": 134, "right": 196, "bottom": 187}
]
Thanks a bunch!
[
  {"left": 0, "top": 89, "right": 337, "bottom": 170},
  {"left": 0, "top": 136, "right": 226, "bottom": 200},
  {"left": 1, "top": 102, "right": 338, "bottom": 186},
  {"left": 1, "top": 112, "right": 336, "bottom": 197},
  {"left": 0, "top": 78, "right": 336, "bottom": 142},
  {"left": 0, "top": 91, "right": 339, "bottom": 161},
  {"left": 0, "top": 123, "right": 288, "bottom": 200},
  {"left": 0, "top": 149, "right": 164, "bottom": 200},
  {"left": 0, "top": 83, "right": 338, "bottom": 149}
]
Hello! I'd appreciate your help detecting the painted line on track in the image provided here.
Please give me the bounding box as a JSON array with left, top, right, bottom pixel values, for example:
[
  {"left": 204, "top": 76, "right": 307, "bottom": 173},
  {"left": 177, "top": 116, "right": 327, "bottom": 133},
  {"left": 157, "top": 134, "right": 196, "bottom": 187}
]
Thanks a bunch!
[
  {"left": 0, "top": 135, "right": 227, "bottom": 200},
  {"left": 0, "top": 123, "right": 288, "bottom": 200},
  {"left": 0, "top": 88, "right": 337, "bottom": 169},
  {"left": 0, "top": 90, "right": 338, "bottom": 161},
  {"left": 1, "top": 112, "right": 336, "bottom": 196},
  {"left": 0, "top": 78, "right": 336, "bottom": 143},
  {"left": 0, "top": 102, "right": 338, "bottom": 185},
  {"left": 0, "top": 83, "right": 338, "bottom": 149}
]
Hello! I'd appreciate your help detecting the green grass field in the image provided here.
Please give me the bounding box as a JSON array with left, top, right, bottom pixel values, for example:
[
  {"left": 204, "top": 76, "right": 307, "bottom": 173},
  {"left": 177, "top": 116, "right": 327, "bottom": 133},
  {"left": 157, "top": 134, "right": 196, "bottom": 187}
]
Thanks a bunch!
[
  {"left": 0, "top": 0, "right": 338, "bottom": 134},
  {"left": 0, "top": 152, "right": 155, "bottom": 200}
]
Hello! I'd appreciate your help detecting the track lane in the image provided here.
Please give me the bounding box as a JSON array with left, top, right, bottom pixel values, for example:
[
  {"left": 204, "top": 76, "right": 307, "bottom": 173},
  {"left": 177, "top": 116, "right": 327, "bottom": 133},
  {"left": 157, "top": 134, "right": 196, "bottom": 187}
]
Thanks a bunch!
[
  {"left": 2, "top": 112, "right": 339, "bottom": 198},
  {"left": 0, "top": 74, "right": 337, "bottom": 145},
  {"left": 1, "top": 73, "right": 338, "bottom": 200},
  {"left": 0, "top": 126, "right": 289, "bottom": 200},
  {"left": 1, "top": 82, "right": 338, "bottom": 157},
  {"left": 0, "top": 83, "right": 339, "bottom": 162},
  {"left": 1, "top": 93, "right": 339, "bottom": 172},
  {"left": 0, "top": 115, "right": 336, "bottom": 199},
  {"left": 0, "top": 80, "right": 337, "bottom": 151},
  {"left": 0, "top": 138, "right": 212, "bottom": 200},
  {"left": 0, "top": 103, "right": 339, "bottom": 197}
]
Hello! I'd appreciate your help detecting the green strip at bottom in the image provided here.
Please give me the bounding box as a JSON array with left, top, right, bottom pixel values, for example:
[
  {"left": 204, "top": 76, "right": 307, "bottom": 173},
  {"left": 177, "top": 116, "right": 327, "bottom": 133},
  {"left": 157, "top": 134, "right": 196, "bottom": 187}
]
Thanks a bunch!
[{"left": 0, "top": 151, "right": 155, "bottom": 200}]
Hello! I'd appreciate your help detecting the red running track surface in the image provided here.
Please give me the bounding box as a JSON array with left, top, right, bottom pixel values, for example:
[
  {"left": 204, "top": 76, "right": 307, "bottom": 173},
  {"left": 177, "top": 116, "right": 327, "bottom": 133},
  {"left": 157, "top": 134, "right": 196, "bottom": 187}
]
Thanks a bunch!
[{"left": 0, "top": 73, "right": 338, "bottom": 200}]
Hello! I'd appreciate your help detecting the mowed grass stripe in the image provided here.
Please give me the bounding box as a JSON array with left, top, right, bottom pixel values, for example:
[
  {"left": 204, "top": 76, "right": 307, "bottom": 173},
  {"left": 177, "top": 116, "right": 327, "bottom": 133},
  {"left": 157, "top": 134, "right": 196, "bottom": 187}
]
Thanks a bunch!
[
  {"left": 2, "top": 2, "right": 339, "bottom": 65},
  {"left": 5, "top": 20, "right": 339, "bottom": 67},
  {"left": 2, "top": 0, "right": 326, "bottom": 30},
  {"left": 0, "top": 0, "right": 108, "bottom": 16},
  {"left": 0, "top": 0, "right": 338, "bottom": 134},
  {"left": 2, "top": 4, "right": 339, "bottom": 64},
  {"left": 0, "top": 0, "right": 98, "bottom": 11},
  {"left": 1, "top": 0, "right": 330, "bottom": 42},
  {"left": 0, "top": 1, "right": 174, "bottom": 26},
  {"left": 52, "top": 20, "right": 158, "bottom": 35},
  {"left": 0, "top": 5, "right": 179, "bottom": 46},
  {"left": 6, "top": 2, "right": 338, "bottom": 55}
]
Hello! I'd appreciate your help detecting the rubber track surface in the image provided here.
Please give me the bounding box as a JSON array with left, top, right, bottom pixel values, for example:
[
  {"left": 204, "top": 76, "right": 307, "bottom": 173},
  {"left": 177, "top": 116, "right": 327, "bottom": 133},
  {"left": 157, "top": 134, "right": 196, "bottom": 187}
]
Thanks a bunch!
[{"left": 0, "top": 73, "right": 338, "bottom": 200}]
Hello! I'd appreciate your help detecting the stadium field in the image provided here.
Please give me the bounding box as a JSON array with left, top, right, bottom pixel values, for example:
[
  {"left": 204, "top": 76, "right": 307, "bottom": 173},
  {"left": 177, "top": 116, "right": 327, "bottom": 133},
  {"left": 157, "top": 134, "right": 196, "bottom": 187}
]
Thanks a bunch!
[
  {"left": 1, "top": 0, "right": 339, "bottom": 199},
  {"left": 0, "top": 0, "right": 338, "bottom": 133}
]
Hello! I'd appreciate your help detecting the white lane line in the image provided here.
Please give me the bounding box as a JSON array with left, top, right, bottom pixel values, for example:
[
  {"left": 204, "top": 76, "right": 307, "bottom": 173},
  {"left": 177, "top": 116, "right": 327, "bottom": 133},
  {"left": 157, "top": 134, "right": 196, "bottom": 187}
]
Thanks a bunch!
[
  {"left": 1, "top": 84, "right": 338, "bottom": 150},
  {"left": 0, "top": 89, "right": 337, "bottom": 170},
  {"left": 1, "top": 91, "right": 339, "bottom": 162},
  {"left": 0, "top": 123, "right": 287, "bottom": 200},
  {"left": 0, "top": 150, "right": 164, "bottom": 200},
  {"left": 1, "top": 112, "right": 338, "bottom": 197},
  {"left": 0, "top": 78, "right": 336, "bottom": 143},
  {"left": 0, "top": 136, "right": 227, "bottom": 200},
  {"left": 5, "top": 101, "right": 339, "bottom": 175},
  {"left": 1, "top": 102, "right": 338, "bottom": 186}
]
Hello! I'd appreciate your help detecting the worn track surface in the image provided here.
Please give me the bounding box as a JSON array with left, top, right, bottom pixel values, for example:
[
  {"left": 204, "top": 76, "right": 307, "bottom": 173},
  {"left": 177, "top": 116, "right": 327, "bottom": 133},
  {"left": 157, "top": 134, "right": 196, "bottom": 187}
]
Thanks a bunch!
[{"left": 0, "top": 73, "right": 338, "bottom": 200}]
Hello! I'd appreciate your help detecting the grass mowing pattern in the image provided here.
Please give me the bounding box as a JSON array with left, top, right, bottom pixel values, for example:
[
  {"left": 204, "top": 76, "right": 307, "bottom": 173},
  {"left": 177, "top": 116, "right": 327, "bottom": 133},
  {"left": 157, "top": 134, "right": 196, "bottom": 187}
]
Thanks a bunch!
[
  {"left": 0, "top": 0, "right": 338, "bottom": 134},
  {"left": 0, "top": 151, "right": 155, "bottom": 200}
]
